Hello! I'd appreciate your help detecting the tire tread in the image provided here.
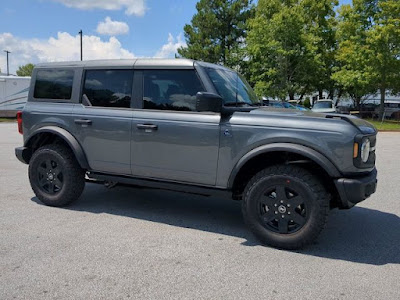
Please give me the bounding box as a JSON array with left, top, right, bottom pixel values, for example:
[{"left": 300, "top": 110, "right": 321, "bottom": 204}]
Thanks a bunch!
[
  {"left": 29, "top": 144, "right": 85, "bottom": 207},
  {"left": 242, "top": 164, "right": 330, "bottom": 249}
]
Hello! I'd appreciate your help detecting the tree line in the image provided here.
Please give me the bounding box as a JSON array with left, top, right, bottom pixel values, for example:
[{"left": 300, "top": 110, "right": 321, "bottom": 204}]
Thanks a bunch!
[{"left": 178, "top": 0, "right": 400, "bottom": 119}]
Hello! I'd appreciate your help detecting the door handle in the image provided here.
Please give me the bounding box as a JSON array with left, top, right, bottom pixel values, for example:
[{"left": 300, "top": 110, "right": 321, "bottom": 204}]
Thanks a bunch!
[
  {"left": 137, "top": 124, "right": 158, "bottom": 130},
  {"left": 74, "top": 119, "right": 92, "bottom": 125}
]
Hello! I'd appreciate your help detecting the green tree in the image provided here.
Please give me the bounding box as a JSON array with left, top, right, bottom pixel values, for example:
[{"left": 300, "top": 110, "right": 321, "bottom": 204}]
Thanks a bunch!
[
  {"left": 246, "top": 0, "right": 338, "bottom": 100},
  {"left": 302, "top": 0, "right": 339, "bottom": 99},
  {"left": 16, "top": 63, "right": 35, "bottom": 77},
  {"left": 178, "top": 0, "right": 254, "bottom": 70},
  {"left": 303, "top": 97, "right": 311, "bottom": 108},
  {"left": 332, "top": 0, "right": 400, "bottom": 118}
]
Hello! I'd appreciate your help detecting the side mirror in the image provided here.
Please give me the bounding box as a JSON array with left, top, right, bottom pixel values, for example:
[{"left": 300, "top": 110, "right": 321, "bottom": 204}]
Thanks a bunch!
[{"left": 196, "top": 92, "right": 223, "bottom": 113}]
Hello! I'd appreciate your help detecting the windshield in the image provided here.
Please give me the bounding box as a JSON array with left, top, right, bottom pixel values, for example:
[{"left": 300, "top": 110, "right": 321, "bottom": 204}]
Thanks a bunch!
[
  {"left": 270, "top": 102, "right": 284, "bottom": 108},
  {"left": 205, "top": 68, "right": 259, "bottom": 106},
  {"left": 313, "top": 101, "right": 333, "bottom": 109},
  {"left": 282, "top": 102, "right": 296, "bottom": 109}
]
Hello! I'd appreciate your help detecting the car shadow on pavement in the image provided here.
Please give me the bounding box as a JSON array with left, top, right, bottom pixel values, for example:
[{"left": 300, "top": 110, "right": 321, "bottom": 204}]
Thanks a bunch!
[{"left": 32, "top": 183, "right": 400, "bottom": 266}]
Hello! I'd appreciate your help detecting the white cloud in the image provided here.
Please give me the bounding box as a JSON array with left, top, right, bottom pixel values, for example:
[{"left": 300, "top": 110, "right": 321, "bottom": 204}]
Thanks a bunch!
[
  {"left": 97, "top": 17, "right": 129, "bottom": 36},
  {"left": 52, "top": 0, "right": 147, "bottom": 16},
  {"left": 155, "top": 33, "right": 186, "bottom": 58},
  {"left": 0, "top": 32, "right": 135, "bottom": 74}
]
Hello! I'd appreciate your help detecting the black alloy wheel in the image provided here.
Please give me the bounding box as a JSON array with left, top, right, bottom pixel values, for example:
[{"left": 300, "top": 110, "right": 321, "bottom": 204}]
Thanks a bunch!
[
  {"left": 36, "top": 158, "right": 64, "bottom": 195},
  {"left": 242, "top": 165, "right": 330, "bottom": 250},
  {"left": 258, "top": 184, "right": 309, "bottom": 234},
  {"left": 29, "top": 144, "right": 85, "bottom": 207}
]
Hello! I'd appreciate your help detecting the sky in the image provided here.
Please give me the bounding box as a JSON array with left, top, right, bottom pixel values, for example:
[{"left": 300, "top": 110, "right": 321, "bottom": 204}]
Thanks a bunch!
[{"left": 0, "top": 0, "right": 351, "bottom": 75}]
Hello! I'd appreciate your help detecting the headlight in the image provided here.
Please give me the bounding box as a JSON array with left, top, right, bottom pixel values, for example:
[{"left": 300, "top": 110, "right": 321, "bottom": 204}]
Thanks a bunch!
[
  {"left": 353, "top": 135, "right": 375, "bottom": 168},
  {"left": 360, "top": 139, "right": 370, "bottom": 163}
]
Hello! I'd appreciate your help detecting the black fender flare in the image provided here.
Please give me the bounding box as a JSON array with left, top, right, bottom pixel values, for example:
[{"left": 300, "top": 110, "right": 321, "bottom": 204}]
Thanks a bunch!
[
  {"left": 228, "top": 143, "right": 341, "bottom": 189},
  {"left": 25, "top": 126, "right": 90, "bottom": 170}
]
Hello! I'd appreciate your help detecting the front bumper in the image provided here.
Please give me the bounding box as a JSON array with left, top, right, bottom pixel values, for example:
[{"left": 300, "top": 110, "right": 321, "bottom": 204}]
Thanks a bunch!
[
  {"left": 15, "top": 146, "right": 31, "bottom": 164},
  {"left": 334, "top": 168, "right": 377, "bottom": 209}
]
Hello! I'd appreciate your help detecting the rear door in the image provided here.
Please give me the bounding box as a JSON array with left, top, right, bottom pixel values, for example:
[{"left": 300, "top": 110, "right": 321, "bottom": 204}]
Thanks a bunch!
[
  {"left": 130, "top": 69, "right": 221, "bottom": 186},
  {"left": 73, "top": 69, "right": 134, "bottom": 175}
]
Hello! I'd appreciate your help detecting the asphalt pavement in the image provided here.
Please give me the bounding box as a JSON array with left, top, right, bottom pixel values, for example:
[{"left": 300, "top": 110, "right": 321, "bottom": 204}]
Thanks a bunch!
[{"left": 0, "top": 122, "right": 399, "bottom": 300}]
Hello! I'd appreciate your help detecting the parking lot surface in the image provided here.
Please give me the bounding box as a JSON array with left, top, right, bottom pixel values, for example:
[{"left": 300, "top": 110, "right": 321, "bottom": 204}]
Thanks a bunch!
[{"left": 0, "top": 122, "right": 399, "bottom": 300}]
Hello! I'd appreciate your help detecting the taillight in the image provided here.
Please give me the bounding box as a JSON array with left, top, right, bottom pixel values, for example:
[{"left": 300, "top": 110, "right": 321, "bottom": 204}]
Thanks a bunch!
[{"left": 17, "top": 111, "right": 23, "bottom": 134}]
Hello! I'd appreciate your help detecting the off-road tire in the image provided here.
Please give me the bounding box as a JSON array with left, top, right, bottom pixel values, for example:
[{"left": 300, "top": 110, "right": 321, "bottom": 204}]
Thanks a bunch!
[
  {"left": 242, "top": 165, "right": 330, "bottom": 250},
  {"left": 29, "top": 144, "right": 85, "bottom": 207}
]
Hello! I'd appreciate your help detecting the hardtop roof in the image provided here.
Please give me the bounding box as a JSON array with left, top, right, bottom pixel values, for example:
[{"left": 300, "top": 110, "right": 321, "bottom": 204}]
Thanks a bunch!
[{"left": 34, "top": 58, "right": 232, "bottom": 71}]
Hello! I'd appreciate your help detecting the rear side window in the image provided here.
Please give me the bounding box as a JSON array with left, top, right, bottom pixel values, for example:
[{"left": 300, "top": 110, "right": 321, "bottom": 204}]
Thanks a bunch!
[
  {"left": 82, "top": 70, "right": 133, "bottom": 108},
  {"left": 34, "top": 69, "right": 74, "bottom": 99},
  {"left": 143, "top": 70, "right": 204, "bottom": 111}
]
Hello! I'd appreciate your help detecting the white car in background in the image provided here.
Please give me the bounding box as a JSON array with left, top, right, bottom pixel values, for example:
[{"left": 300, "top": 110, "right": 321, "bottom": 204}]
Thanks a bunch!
[{"left": 312, "top": 99, "right": 336, "bottom": 113}]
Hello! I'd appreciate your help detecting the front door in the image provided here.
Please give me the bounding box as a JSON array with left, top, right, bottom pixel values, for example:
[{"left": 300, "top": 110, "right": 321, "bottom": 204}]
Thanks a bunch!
[
  {"left": 73, "top": 69, "right": 134, "bottom": 175},
  {"left": 131, "top": 69, "right": 220, "bottom": 186}
]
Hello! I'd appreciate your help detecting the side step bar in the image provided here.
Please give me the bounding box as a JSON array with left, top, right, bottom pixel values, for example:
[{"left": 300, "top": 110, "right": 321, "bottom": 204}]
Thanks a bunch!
[{"left": 86, "top": 172, "right": 232, "bottom": 199}]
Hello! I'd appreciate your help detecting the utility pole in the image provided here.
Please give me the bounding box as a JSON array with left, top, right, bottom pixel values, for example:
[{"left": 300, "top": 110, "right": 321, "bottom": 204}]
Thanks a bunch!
[
  {"left": 3, "top": 50, "right": 10, "bottom": 75},
  {"left": 79, "top": 30, "right": 83, "bottom": 61}
]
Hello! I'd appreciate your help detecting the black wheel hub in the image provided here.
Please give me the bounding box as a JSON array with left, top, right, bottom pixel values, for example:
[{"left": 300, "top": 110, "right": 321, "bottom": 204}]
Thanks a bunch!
[
  {"left": 37, "top": 158, "right": 64, "bottom": 195},
  {"left": 258, "top": 184, "right": 308, "bottom": 234}
]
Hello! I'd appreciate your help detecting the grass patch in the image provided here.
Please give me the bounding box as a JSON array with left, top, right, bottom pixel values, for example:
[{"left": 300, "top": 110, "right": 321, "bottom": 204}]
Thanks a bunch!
[
  {"left": 365, "top": 119, "right": 400, "bottom": 131},
  {"left": 0, "top": 117, "right": 16, "bottom": 122}
]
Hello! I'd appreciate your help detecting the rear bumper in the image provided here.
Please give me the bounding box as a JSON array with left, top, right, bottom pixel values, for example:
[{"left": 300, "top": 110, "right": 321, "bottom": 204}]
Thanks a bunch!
[
  {"left": 334, "top": 168, "right": 377, "bottom": 209},
  {"left": 15, "top": 146, "right": 31, "bottom": 164}
]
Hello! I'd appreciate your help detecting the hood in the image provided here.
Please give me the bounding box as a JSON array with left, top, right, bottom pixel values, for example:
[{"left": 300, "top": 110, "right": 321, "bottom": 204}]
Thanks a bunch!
[
  {"left": 242, "top": 107, "right": 377, "bottom": 135},
  {"left": 249, "top": 107, "right": 329, "bottom": 119},
  {"left": 339, "top": 114, "right": 377, "bottom": 134},
  {"left": 311, "top": 108, "right": 337, "bottom": 113}
]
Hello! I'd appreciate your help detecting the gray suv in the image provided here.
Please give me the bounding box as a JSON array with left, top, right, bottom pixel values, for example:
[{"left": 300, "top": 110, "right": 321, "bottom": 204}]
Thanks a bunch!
[{"left": 15, "top": 59, "right": 377, "bottom": 249}]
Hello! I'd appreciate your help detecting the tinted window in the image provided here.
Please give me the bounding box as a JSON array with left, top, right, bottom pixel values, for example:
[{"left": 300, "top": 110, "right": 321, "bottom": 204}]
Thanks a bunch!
[
  {"left": 143, "top": 70, "right": 204, "bottom": 111},
  {"left": 282, "top": 102, "right": 296, "bottom": 109},
  {"left": 205, "top": 68, "right": 259, "bottom": 106},
  {"left": 270, "top": 102, "right": 283, "bottom": 108},
  {"left": 34, "top": 69, "right": 74, "bottom": 99},
  {"left": 82, "top": 70, "right": 133, "bottom": 108},
  {"left": 387, "top": 103, "right": 400, "bottom": 108},
  {"left": 313, "top": 101, "right": 333, "bottom": 109}
]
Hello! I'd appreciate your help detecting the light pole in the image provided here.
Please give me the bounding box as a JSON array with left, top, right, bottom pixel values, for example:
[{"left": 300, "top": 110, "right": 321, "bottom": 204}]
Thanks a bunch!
[
  {"left": 79, "top": 30, "right": 83, "bottom": 61},
  {"left": 3, "top": 50, "right": 10, "bottom": 76}
]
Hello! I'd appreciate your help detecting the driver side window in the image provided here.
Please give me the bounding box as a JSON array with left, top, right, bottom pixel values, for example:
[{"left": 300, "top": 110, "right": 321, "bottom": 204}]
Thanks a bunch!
[{"left": 143, "top": 70, "right": 204, "bottom": 111}]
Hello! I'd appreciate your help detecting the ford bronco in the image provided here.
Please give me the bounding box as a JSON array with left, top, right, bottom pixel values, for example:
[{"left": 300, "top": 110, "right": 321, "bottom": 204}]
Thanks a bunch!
[{"left": 15, "top": 59, "right": 377, "bottom": 249}]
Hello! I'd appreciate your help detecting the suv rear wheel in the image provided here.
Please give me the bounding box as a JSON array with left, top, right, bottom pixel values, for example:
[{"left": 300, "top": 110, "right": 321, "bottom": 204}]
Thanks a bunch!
[
  {"left": 242, "top": 165, "right": 330, "bottom": 249},
  {"left": 29, "top": 144, "right": 85, "bottom": 207}
]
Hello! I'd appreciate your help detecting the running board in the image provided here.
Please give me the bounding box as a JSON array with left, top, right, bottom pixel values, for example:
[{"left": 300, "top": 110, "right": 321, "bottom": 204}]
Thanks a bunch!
[{"left": 86, "top": 172, "right": 232, "bottom": 199}]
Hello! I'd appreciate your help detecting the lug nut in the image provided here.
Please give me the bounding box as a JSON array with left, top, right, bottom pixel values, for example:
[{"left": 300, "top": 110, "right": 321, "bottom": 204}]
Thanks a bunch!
[
  {"left": 275, "top": 211, "right": 278, "bottom": 214},
  {"left": 282, "top": 215, "right": 285, "bottom": 218},
  {"left": 287, "top": 204, "right": 291, "bottom": 207},
  {"left": 288, "top": 212, "right": 291, "bottom": 215}
]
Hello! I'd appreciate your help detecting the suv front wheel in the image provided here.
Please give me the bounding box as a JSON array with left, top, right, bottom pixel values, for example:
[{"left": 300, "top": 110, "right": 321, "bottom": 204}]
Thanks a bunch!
[
  {"left": 242, "top": 165, "right": 330, "bottom": 249},
  {"left": 29, "top": 144, "right": 85, "bottom": 207}
]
